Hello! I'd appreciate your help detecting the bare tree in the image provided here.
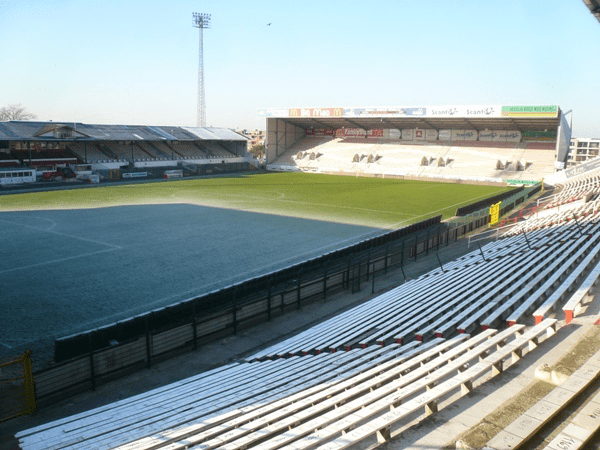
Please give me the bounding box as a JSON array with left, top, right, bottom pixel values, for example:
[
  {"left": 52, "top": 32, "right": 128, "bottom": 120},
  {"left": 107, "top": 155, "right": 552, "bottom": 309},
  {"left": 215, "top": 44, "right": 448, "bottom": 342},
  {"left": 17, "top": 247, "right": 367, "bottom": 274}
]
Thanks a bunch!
[{"left": 0, "top": 104, "right": 37, "bottom": 121}]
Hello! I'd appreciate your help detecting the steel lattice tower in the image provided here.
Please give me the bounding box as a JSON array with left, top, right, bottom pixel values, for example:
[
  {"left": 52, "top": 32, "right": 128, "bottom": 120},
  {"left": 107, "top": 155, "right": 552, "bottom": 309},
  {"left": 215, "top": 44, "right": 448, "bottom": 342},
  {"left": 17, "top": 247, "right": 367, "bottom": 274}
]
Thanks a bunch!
[{"left": 193, "top": 13, "right": 211, "bottom": 127}]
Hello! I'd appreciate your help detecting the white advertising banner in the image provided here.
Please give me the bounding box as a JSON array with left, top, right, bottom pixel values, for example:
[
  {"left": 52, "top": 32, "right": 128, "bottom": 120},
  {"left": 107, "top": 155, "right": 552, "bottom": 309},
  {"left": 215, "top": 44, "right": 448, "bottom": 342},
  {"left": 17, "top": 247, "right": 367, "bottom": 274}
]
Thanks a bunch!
[
  {"left": 428, "top": 105, "right": 502, "bottom": 118},
  {"left": 452, "top": 129, "right": 478, "bottom": 141},
  {"left": 494, "top": 130, "right": 522, "bottom": 142},
  {"left": 388, "top": 129, "right": 401, "bottom": 139},
  {"left": 402, "top": 129, "right": 413, "bottom": 140},
  {"left": 259, "top": 104, "right": 557, "bottom": 119},
  {"left": 478, "top": 130, "right": 522, "bottom": 142},
  {"left": 425, "top": 129, "right": 439, "bottom": 141},
  {"left": 439, "top": 130, "right": 452, "bottom": 141},
  {"left": 478, "top": 130, "right": 495, "bottom": 141}
]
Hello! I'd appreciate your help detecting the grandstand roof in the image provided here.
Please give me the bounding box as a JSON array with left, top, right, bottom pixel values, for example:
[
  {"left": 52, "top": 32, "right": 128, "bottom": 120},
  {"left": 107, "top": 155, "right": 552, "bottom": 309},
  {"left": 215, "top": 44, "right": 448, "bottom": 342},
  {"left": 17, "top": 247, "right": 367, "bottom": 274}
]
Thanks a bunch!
[
  {"left": 582, "top": 0, "right": 600, "bottom": 23},
  {"left": 258, "top": 105, "right": 561, "bottom": 132},
  {"left": 0, "top": 121, "right": 247, "bottom": 142}
]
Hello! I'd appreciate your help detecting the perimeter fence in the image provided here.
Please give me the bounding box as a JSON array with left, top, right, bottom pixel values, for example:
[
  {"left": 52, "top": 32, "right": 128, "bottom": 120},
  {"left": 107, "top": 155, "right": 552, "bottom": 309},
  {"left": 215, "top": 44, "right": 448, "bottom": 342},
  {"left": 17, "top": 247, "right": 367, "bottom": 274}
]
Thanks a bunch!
[{"left": 449, "top": 183, "right": 542, "bottom": 230}]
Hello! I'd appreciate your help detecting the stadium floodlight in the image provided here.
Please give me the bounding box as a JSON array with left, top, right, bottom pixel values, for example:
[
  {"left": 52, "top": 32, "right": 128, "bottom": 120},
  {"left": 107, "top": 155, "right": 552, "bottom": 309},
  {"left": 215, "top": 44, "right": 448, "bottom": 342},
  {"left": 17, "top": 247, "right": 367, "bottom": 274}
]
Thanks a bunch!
[{"left": 193, "top": 12, "right": 211, "bottom": 128}]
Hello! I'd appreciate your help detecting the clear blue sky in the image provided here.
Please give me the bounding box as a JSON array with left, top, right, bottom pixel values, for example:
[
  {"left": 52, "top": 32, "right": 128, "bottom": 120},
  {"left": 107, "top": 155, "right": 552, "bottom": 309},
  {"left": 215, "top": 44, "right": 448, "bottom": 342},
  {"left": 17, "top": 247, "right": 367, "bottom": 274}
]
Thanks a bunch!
[{"left": 1, "top": 0, "right": 598, "bottom": 136}]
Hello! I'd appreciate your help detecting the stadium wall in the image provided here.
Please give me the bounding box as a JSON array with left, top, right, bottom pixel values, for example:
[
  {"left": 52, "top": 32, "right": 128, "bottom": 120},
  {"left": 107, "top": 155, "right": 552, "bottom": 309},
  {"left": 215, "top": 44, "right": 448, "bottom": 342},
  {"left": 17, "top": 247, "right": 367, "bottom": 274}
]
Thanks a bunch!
[
  {"left": 455, "top": 186, "right": 525, "bottom": 216},
  {"left": 317, "top": 170, "right": 507, "bottom": 187},
  {"left": 266, "top": 118, "right": 304, "bottom": 163}
]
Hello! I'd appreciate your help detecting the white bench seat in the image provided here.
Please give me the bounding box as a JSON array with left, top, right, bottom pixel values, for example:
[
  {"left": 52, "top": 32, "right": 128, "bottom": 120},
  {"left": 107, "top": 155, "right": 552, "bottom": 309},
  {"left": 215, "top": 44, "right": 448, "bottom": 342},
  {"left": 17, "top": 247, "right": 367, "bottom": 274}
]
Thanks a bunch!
[
  {"left": 481, "top": 233, "right": 598, "bottom": 330},
  {"left": 562, "top": 257, "right": 600, "bottom": 323},
  {"left": 208, "top": 334, "right": 495, "bottom": 450},
  {"left": 124, "top": 345, "right": 428, "bottom": 449},
  {"left": 506, "top": 232, "right": 600, "bottom": 326},
  {"left": 297, "top": 320, "right": 556, "bottom": 450},
  {"left": 531, "top": 240, "right": 600, "bottom": 324}
]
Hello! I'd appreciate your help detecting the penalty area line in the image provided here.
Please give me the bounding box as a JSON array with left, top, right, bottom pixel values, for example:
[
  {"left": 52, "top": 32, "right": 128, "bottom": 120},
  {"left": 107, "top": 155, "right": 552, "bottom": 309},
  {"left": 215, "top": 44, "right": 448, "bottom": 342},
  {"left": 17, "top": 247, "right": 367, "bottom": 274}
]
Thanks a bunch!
[
  {"left": 0, "top": 248, "right": 120, "bottom": 275},
  {"left": 0, "top": 218, "right": 121, "bottom": 249}
]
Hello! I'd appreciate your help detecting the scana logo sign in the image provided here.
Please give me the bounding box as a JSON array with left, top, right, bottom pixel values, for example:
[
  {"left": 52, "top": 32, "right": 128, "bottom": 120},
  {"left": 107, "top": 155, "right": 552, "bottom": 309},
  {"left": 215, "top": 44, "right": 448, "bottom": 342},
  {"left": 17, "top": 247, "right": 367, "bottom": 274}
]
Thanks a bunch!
[
  {"left": 467, "top": 107, "right": 495, "bottom": 116},
  {"left": 431, "top": 108, "right": 458, "bottom": 116}
]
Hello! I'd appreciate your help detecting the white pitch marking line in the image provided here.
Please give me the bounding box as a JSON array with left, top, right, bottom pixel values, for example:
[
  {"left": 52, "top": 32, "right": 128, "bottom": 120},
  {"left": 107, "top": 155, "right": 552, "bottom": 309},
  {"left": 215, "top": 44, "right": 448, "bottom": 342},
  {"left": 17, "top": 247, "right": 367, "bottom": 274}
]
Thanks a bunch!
[
  {"left": 0, "top": 219, "right": 121, "bottom": 249},
  {"left": 0, "top": 248, "right": 120, "bottom": 275},
  {"left": 0, "top": 342, "right": 14, "bottom": 349},
  {"left": 0, "top": 214, "right": 59, "bottom": 231}
]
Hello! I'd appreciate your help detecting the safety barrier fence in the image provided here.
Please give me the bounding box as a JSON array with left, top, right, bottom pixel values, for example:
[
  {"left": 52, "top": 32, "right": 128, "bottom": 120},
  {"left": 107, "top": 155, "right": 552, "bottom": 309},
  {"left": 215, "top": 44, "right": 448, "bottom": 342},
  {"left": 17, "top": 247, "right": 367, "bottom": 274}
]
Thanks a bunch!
[
  {"left": 449, "top": 183, "right": 542, "bottom": 230},
  {"left": 455, "top": 186, "right": 524, "bottom": 216},
  {"left": 0, "top": 351, "right": 36, "bottom": 422}
]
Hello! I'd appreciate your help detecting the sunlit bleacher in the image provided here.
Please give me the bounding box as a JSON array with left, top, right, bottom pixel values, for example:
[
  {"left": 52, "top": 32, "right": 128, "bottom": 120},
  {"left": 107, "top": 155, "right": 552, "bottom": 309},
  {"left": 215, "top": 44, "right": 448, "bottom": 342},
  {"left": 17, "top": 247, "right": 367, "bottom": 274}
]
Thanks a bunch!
[
  {"left": 546, "top": 165, "right": 600, "bottom": 208},
  {"left": 271, "top": 136, "right": 557, "bottom": 182}
]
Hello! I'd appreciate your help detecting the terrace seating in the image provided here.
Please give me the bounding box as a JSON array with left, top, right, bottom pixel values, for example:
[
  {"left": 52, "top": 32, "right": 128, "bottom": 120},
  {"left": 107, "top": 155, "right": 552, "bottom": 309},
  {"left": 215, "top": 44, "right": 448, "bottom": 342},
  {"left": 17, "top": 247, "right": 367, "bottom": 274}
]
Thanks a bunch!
[
  {"left": 531, "top": 239, "right": 600, "bottom": 324},
  {"left": 17, "top": 161, "right": 600, "bottom": 450},
  {"left": 17, "top": 342, "right": 435, "bottom": 449},
  {"left": 127, "top": 332, "right": 507, "bottom": 450},
  {"left": 482, "top": 226, "right": 600, "bottom": 329},
  {"left": 63, "top": 142, "right": 110, "bottom": 163},
  {"left": 0, "top": 160, "right": 20, "bottom": 167},
  {"left": 545, "top": 168, "right": 600, "bottom": 209},
  {"left": 269, "top": 137, "right": 555, "bottom": 181},
  {"left": 526, "top": 142, "right": 556, "bottom": 150},
  {"left": 284, "top": 320, "right": 556, "bottom": 450}
]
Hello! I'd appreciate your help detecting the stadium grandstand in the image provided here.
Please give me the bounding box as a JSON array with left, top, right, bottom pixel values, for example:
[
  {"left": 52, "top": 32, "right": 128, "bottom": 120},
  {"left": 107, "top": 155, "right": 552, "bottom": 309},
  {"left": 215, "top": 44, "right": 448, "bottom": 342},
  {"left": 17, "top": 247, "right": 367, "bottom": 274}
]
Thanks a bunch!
[
  {"left": 0, "top": 121, "right": 252, "bottom": 179},
  {"left": 259, "top": 104, "right": 571, "bottom": 184},
  {"left": 583, "top": 0, "right": 600, "bottom": 23},
  {"left": 11, "top": 164, "right": 600, "bottom": 449}
]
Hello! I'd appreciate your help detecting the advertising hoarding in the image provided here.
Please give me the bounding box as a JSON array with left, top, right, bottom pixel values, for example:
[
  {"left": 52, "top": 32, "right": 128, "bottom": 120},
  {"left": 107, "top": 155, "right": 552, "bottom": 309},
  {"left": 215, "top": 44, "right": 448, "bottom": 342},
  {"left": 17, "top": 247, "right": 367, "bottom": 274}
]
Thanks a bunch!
[
  {"left": 501, "top": 105, "right": 559, "bottom": 118},
  {"left": 289, "top": 108, "right": 344, "bottom": 118},
  {"left": 451, "top": 130, "right": 478, "bottom": 141},
  {"left": 259, "top": 105, "right": 558, "bottom": 119},
  {"left": 479, "top": 130, "right": 522, "bottom": 142},
  {"left": 425, "top": 129, "right": 439, "bottom": 141},
  {"left": 522, "top": 130, "right": 557, "bottom": 141},
  {"left": 439, "top": 130, "right": 452, "bottom": 141},
  {"left": 402, "top": 129, "right": 413, "bottom": 140},
  {"left": 414, "top": 129, "right": 425, "bottom": 141},
  {"left": 388, "top": 129, "right": 401, "bottom": 139}
]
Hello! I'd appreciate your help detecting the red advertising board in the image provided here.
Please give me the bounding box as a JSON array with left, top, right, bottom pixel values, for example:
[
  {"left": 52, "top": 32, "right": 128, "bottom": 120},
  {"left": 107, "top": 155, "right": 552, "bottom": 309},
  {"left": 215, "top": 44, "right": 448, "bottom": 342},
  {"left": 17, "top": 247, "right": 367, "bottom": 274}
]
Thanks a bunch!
[{"left": 289, "top": 108, "right": 343, "bottom": 118}]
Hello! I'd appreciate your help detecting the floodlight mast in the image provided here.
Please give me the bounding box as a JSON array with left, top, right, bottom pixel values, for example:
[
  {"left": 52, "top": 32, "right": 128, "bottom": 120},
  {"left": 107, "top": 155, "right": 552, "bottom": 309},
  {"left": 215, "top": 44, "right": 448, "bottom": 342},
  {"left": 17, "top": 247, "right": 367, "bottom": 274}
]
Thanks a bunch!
[{"left": 193, "top": 12, "right": 211, "bottom": 127}]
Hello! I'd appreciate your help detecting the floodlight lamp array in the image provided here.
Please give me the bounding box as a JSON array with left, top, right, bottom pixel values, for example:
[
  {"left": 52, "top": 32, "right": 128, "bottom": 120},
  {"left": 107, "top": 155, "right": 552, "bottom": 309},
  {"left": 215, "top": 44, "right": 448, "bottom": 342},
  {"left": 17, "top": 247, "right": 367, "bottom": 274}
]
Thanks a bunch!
[{"left": 193, "top": 13, "right": 211, "bottom": 28}]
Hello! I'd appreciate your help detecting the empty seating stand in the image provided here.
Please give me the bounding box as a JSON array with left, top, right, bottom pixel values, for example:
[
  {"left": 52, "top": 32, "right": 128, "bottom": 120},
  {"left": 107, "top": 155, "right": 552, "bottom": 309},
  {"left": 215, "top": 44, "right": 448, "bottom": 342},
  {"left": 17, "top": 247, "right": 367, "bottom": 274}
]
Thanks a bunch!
[
  {"left": 17, "top": 321, "right": 558, "bottom": 450},
  {"left": 17, "top": 342, "right": 430, "bottom": 449},
  {"left": 546, "top": 168, "right": 600, "bottom": 209}
]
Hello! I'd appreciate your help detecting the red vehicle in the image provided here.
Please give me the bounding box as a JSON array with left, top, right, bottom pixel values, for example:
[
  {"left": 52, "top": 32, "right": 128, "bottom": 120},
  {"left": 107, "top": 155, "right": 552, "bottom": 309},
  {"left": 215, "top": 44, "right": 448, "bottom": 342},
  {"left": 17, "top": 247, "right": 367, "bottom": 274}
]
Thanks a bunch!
[{"left": 42, "top": 166, "right": 76, "bottom": 181}]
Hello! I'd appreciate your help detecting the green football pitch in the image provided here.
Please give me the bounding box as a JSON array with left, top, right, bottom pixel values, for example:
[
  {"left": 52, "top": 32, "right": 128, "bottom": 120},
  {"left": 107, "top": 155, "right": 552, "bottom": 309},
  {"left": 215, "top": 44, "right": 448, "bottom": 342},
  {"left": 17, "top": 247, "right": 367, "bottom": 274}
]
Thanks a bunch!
[{"left": 0, "top": 172, "right": 513, "bottom": 228}]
